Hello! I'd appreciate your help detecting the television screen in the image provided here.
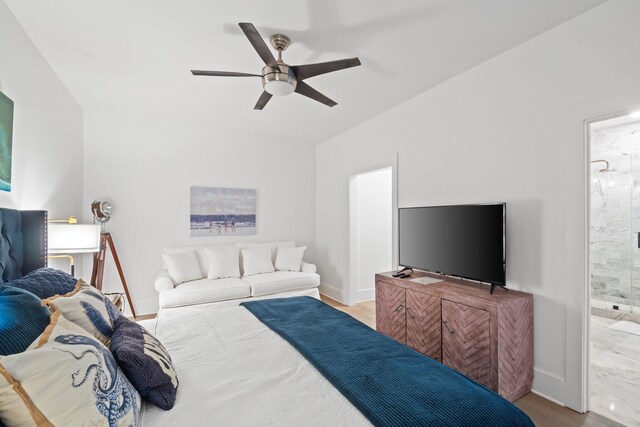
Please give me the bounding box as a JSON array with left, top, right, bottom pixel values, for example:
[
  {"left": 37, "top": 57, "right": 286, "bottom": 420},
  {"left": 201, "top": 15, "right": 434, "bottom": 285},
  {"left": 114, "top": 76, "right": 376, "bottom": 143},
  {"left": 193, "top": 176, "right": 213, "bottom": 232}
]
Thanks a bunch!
[{"left": 398, "top": 204, "right": 505, "bottom": 286}]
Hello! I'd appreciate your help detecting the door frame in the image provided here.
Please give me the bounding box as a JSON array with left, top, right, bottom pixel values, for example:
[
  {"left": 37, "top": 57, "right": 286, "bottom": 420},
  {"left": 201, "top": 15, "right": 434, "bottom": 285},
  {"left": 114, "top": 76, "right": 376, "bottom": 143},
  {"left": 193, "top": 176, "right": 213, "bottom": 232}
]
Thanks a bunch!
[
  {"left": 581, "top": 110, "right": 639, "bottom": 412},
  {"left": 348, "top": 162, "right": 398, "bottom": 306}
]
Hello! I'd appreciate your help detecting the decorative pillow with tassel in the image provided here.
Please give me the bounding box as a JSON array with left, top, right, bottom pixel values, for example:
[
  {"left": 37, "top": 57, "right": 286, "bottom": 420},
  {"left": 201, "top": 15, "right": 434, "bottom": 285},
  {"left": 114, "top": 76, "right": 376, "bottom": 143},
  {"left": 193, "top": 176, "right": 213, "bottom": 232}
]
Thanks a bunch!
[{"left": 42, "top": 280, "right": 122, "bottom": 345}]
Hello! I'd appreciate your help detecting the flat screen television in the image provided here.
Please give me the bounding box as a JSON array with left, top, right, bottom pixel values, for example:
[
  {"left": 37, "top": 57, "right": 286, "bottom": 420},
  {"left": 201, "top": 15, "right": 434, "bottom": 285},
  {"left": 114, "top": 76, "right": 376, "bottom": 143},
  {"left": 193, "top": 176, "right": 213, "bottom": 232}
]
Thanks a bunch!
[{"left": 398, "top": 203, "right": 506, "bottom": 291}]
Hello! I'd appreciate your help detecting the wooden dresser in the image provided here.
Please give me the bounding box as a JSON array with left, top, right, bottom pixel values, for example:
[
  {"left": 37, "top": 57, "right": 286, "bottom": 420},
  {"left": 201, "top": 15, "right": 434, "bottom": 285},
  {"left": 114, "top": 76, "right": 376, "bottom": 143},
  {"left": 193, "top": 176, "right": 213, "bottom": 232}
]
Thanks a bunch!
[{"left": 375, "top": 271, "right": 533, "bottom": 401}]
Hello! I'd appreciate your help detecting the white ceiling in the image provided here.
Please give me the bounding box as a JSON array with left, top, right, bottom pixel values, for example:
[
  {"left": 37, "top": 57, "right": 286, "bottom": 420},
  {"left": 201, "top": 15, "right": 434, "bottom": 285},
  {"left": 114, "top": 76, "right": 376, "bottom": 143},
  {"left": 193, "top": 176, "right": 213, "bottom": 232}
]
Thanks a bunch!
[{"left": 5, "top": 0, "right": 606, "bottom": 145}]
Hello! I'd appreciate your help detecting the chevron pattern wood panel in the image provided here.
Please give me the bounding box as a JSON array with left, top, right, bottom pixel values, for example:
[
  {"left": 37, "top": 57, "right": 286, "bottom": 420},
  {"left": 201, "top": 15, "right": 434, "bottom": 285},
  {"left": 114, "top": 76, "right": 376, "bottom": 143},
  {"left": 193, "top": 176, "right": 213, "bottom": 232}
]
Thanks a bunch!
[
  {"left": 442, "top": 300, "right": 491, "bottom": 387},
  {"left": 375, "top": 272, "right": 533, "bottom": 401},
  {"left": 406, "top": 290, "right": 442, "bottom": 361},
  {"left": 376, "top": 281, "right": 406, "bottom": 343},
  {"left": 497, "top": 297, "right": 534, "bottom": 401}
]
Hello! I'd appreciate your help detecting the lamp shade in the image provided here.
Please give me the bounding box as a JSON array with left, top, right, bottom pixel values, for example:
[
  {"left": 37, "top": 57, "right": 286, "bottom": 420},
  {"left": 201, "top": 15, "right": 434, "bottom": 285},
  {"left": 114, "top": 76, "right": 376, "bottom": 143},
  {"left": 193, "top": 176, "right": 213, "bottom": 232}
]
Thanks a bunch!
[{"left": 48, "top": 224, "right": 101, "bottom": 254}]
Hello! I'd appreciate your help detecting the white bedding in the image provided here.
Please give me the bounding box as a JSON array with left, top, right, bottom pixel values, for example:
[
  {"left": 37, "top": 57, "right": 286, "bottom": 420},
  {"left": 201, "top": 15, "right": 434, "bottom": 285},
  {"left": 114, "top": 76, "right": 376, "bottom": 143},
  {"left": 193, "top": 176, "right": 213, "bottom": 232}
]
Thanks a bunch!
[{"left": 140, "top": 296, "right": 372, "bottom": 426}]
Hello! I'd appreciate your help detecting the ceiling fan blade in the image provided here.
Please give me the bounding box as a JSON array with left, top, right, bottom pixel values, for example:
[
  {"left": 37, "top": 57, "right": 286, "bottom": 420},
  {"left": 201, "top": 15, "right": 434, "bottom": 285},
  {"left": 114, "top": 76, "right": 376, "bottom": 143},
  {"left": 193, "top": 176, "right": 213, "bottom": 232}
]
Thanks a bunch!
[
  {"left": 295, "top": 81, "right": 337, "bottom": 107},
  {"left": 291, "top": 57, "right": 361, "bottom": 81},
  {"left": 239, "top": 23, "right": 280, "bottom": 71},
  {"left": 191, "top": 70, "right": 261, "bottom": 77},
  {"left": 254, "top": 91, "right": 272, "bottom": 110}
]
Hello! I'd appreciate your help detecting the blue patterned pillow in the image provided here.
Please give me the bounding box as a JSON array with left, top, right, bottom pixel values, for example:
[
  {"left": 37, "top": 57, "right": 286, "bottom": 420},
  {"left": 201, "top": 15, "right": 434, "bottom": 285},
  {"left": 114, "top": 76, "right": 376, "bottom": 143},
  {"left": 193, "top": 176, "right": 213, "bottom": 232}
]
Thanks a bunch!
[
  {"left": 0, "top": 285, "right": 50, "bottom": 355},
  {"left": 6, "top": 267, "right": 78, "bottom": 299},
  {"left": 110, "top": 316, "right": 179, "bottom": 410},
  {"left": 43, "top": 280, "right": 122, "bottom": 345},
  {"left": 0, "top": 312, "right": 140, "bottom": 426}
]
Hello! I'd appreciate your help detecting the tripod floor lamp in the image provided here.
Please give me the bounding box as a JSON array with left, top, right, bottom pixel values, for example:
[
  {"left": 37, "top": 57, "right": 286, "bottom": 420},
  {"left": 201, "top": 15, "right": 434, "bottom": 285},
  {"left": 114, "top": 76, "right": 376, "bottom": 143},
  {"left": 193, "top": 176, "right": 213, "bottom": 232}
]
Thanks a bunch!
[{"left": 89, "top": 200, "right": 137, "bottom": 317}]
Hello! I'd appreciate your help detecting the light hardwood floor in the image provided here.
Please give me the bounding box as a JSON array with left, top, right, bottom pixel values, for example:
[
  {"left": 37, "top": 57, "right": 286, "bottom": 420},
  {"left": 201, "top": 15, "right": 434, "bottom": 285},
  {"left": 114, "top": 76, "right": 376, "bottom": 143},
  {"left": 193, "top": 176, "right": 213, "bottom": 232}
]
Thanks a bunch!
[{"left": 319, "top": 295, "right": 625, "bottom": 427}]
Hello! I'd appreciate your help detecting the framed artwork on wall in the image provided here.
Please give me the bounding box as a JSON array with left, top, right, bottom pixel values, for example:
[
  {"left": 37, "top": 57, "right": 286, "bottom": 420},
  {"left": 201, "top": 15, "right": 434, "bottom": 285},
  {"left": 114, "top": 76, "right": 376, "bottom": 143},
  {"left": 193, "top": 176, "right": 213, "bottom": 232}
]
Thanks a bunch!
[
  {"left": 190, "top": 186, "right": 257, "bottom": 236},
  {"left": 0, "top": 90, "right": 14, "bottom": 192}
]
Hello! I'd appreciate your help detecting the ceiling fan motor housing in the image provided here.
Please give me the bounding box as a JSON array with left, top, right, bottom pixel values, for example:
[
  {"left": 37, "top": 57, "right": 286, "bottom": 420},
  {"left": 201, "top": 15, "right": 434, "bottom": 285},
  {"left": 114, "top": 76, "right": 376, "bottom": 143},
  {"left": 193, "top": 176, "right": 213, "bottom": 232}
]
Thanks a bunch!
[{"left": 262, "top": 64, "right": 297, "bottom": 96}]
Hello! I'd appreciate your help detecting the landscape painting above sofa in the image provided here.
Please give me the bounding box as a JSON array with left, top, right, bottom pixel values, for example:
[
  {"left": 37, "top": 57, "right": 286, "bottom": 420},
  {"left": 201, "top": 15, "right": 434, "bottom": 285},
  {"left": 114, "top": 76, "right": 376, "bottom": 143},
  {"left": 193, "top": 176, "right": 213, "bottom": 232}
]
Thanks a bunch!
[
  {"left": 0, "top": 90, "right": 14, "bottom": 192},
  {"left": 190, "top": 186, "right": 257, "bottom": 236}
]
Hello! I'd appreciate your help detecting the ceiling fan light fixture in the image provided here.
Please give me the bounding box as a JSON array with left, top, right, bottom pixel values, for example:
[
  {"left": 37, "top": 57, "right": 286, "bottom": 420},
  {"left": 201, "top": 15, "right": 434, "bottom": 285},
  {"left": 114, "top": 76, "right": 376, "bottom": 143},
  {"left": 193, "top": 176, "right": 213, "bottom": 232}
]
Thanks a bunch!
[
  {"left": 262, "top": 64, "right": 297, "bottom": 96},
  {"left": 191, "top": 23, "right": 361, "bottom": 109},
  {"left": 264, "top": 80, "right": 295, "bottom": 96}
]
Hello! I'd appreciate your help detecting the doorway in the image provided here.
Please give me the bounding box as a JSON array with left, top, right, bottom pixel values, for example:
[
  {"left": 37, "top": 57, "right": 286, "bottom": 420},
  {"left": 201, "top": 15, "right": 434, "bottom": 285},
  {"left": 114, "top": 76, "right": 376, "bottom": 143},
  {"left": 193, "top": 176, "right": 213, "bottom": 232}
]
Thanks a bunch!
[
  {"left": 588, "top": 113, "right": 640, "bottom": 426},
  {"left": 349, "top": 167, "right": 393, "bottom": 306}
]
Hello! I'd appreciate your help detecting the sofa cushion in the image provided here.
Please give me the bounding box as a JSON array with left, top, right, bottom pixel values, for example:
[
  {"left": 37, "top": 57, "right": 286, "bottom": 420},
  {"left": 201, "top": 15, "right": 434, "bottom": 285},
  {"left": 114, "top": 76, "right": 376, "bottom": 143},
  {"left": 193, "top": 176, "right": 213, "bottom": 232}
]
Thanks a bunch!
[
  {"left": 162, "top": 243, "right": 294, "bottom": 278},
  {"left": 275, "top": 246, "right": 307, "bottom": 272},
  {"left": 241, "top": 246, "right": 275, "bottom": 277},
  {"left": 206, "top": 246, "right": 241, "bottom": 280},
  {"left": 236, "top": 241, "right": 295, "bottom": 264},
  {"left": 162, "top": 250, "right": 203, "bottom": 285},
  {"left": 242, "top": 272, "right": 320, "bottom": 297},
  {"left": 159, "top": 278, "right": 250, "bottom": 309}
]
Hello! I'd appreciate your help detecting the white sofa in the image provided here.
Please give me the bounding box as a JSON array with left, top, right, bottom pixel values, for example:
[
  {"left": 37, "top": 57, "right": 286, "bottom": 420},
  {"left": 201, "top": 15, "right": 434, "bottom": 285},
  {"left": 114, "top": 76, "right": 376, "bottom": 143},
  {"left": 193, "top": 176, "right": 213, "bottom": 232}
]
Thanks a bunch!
[{"left": 154, "top": 242, "right": 319, "bottom": 309}]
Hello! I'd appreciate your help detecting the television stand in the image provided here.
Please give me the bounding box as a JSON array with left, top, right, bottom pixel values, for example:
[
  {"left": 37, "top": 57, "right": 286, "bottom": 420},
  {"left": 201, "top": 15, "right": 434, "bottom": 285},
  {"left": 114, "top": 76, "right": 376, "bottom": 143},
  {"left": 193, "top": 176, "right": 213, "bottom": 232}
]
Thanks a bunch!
[{"left": 375, "top": 270, "right": 533, "bottom": 401}]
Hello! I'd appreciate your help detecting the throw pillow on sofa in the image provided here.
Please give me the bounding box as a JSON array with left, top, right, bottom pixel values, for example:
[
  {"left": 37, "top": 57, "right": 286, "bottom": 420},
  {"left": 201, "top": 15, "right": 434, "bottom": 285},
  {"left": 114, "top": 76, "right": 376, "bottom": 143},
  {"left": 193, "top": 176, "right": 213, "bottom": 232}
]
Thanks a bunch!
[
  {"left": 0, "top": 311, "right": 140, "bottom": 426},
  {"left": 275, "top": 246, "right": 307, "bottom": 272},
  {"left": 110, "top": 316, "right": 179, "bottom": 410},
  {"left": 5, "top": 267, "right": 78, "bottom": 299},
  {"left": 206, "top": 246, "right": 241, "bottom": 280},
  {"left": 0, "top": 285, "right": 50, "bottom": 355},
  {"left": 162, "top": 250, "right": 203, "bottom": 285},
  {"left": 241, "top": 246, "right": 275, "bottom": 277},
  {"left": 42, "top": 280, "right": 122, "bottom": 345}
]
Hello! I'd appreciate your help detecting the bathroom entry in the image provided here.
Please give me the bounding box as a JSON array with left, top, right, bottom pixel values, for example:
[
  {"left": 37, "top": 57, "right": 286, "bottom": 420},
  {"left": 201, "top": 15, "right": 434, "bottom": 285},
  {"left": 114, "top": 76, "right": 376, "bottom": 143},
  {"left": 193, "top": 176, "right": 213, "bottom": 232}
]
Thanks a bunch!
[{"left": 588, "top": 113, "right": 640, "bottom": 426}]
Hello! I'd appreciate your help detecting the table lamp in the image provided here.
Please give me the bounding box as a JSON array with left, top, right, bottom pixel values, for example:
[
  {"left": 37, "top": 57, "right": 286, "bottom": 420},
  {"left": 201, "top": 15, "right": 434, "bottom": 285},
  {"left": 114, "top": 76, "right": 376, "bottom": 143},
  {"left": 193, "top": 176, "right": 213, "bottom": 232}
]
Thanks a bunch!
[{"left": 48, "top": 223, "right": 101, "bottom": 276}]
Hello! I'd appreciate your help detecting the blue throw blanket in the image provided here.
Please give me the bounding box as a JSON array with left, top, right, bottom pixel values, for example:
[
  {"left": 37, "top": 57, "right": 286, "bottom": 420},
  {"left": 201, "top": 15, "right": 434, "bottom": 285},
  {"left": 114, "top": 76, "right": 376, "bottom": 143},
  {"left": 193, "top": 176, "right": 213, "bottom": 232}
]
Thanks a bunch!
[{"left": 242, "top": 296, "right": 534, "bottom": 427}]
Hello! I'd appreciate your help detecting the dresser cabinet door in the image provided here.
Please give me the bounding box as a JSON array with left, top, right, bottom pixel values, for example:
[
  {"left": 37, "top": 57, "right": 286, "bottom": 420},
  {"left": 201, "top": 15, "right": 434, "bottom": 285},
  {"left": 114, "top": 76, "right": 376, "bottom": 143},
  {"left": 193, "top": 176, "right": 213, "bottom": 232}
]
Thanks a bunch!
[
  {"left": 442, "top": 300, "right": 491, "bottom": 387},
  {"left": 405, "top": 289, "right": 442, "bottom": 362},
  {"left": 376, "top": 281, "right": 406, "bottom": 343}
]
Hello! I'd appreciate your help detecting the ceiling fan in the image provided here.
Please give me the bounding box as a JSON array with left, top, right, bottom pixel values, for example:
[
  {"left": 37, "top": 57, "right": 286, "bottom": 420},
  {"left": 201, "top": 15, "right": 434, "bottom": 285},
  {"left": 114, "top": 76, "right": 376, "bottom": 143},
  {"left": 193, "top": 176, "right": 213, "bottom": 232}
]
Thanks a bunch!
[{"left": 191, "top": 23, "right": 361, "bottom": 110}]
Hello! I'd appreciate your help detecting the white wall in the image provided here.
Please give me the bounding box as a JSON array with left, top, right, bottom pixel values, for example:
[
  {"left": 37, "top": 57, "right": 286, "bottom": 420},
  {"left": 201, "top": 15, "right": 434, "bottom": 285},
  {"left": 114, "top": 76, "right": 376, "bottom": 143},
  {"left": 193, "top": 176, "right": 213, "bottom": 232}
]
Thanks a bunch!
[
  {"left": 83, "top": 110, "right": 316, "bottom": 315},
  {"left": 0, "top": 1, "right": 83, "bottom": 217},
  {"left": 316, "top": 0, "right": 640, "bottom": 409},
  {"left": 0, "top": 1, "right": 84, "bottom": 274},
  {"left": 352, "top": 168, "right": 392, "bottom": 303}
]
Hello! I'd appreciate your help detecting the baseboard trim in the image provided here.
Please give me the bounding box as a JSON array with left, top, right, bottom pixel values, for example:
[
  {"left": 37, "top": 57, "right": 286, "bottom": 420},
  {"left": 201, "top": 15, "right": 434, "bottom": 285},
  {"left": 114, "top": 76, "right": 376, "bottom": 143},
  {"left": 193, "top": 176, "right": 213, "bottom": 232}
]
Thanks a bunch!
[
  {"left": 319, "top": 283, "right": 346, "bottom": 304},
  {"left": 127, "top": 297, "right": 158, "bottom": 318},
  {"left": 531, "top": 389, "right": 565, "bottom": 407},
  {"left": 357, "top": 288, "right": 375, "bottom": 302},
  {"left": 531, "top": 368, "right": 566, "bottom": 406}
]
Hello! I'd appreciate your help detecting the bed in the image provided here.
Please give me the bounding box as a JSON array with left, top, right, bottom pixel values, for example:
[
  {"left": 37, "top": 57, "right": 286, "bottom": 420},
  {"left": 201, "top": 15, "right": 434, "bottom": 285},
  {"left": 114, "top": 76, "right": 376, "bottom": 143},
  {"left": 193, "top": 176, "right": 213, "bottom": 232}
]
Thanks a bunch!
[{"left": 141, "top": 296, "right": 533, "bottom": 426}]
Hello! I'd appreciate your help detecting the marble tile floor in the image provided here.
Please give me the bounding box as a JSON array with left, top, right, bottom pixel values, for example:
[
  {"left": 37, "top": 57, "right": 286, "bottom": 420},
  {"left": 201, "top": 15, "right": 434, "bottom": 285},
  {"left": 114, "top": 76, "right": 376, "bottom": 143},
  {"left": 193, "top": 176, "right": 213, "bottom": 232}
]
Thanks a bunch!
[
  {"left": 590, "top": 314, "right": 640, "bottom": 426},
  {"left": 592, "top": 301, "right": 640, "bottom": 322}
]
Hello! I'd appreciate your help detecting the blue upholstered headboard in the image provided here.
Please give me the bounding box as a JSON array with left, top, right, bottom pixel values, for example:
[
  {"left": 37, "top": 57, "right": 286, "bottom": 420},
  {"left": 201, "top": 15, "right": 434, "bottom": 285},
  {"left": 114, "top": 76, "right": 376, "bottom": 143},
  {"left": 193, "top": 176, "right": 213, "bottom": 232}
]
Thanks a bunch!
[{"left": 0, "top": 208, "right": 47, "bottom": 283}]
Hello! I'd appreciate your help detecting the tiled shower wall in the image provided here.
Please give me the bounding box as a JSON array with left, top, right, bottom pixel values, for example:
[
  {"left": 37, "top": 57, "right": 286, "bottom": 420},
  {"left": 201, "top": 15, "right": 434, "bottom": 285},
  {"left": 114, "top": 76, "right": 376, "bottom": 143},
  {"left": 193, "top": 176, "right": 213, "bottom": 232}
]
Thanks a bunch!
[{"left": 590, "top": 120, "right": 640, "bottom": 310}]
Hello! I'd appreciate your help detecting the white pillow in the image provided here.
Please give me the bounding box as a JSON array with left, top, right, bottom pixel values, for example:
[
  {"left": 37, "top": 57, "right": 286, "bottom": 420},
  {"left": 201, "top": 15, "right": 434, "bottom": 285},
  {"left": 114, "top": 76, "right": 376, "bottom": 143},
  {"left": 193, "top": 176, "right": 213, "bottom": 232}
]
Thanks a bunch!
[
  {"left": 241, "top": 246, "right": 275, "bottom": 277},
  {"left": 275, "top": 246, "right": 307, "bottom": 272},
  {"left": 206, "top": 247, "right": 241, "bottom": 279},
  {"left": 162, "top": 250, "right": 203, "bottom": 285}
]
